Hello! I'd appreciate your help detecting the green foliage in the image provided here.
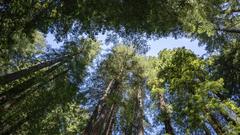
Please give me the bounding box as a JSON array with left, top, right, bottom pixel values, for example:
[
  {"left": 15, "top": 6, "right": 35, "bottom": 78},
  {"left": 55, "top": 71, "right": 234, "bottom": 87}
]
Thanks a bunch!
[
  {"left": 210, "top": 42, "right": 240, "bottom": 101},
  {"left": 0, "top": 38, "right": 100, "bottom": 134},
  {"left": 1, "top": 1, "right": 240, "bottom": 134},
  {"left": 27, "top": 102, "right": 89, "bottom": 135},
  {"left": 0, "top": 31, "right": 46, "bottom": 74},
  {"left": 146, "top": 47, "right": 240, "bottom": 134}
]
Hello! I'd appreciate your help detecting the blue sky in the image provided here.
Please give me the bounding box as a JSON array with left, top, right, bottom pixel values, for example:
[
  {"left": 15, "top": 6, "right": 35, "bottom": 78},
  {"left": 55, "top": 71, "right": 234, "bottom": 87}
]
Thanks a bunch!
[
  {"left": 146, "top": 38, "right": 206, "bottom": 56},
  {"left": 46, "top": 33, "right": 206, "bottom": 56}
]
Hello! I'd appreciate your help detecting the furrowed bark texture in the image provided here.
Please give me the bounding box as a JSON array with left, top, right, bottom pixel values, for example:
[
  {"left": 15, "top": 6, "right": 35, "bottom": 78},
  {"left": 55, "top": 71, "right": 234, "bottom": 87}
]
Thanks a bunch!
[{"left": 84, "top": 80, "right": 119, "bottom": 135}]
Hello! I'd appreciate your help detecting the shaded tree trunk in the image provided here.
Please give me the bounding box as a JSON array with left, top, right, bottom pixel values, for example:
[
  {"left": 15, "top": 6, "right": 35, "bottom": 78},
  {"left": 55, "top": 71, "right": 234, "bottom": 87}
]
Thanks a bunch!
[
  {"left": 0, "top": 70, "right": 68, "bottom": 135},
  {"left": 107, "top": 112, "right": 116, "bottom": 135},
  {"left": 1, "top": 69, "right": 68, "bottom": 110},
  {"left": 136, "top": 89, "right": 144, "bottom": 135},
  {"left": 1, "top": 92, "right": 59, "bottom": 135},
  {"left": 84, "top": 79, "right": 119, "bottom": 135},
  {"left": 207, "top": 115, "right": 224, "bottom": 135},
  {"left": 0, "top": 62, "right": 63, "bottom": 105},
  {"left": 103, "top": 104, "right": 117, "bottom": 135},
  {"left": 220, "top": 109, "right": 240, "bottom": 126},
  {"left": 1, "top": 70, "right": 69, "bottom": 127},
  {"left": 159, "top": 94, "right": 174, "bottom": 135},
  {"left": 204, "top": 109, "right": 225, "bottom": 135},
  {"left": 220, "top": 8, "right": 240, "bottom": 16},
  {"left": 0, "top": 53, "right": 74, "bottom": 85},
  {"left": 203, "top": 123, "right": 212, "bottom": 135},
  {"left": 217, "top": 28, "right": 240, "bottom": 34},
  {"left": 1, "top": 113, "right": 30, "bottom": 135},
  {"left": 163, "top": 117, "right": 174, "bottom": 135},
  {"left": 211, "top": 93, "right": 240, "bottom": 125}
]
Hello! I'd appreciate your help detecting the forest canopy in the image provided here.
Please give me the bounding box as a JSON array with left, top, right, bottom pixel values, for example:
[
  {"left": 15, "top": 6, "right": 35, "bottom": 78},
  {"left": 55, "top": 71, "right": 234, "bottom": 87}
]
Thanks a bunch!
[{"left": 0, "top": 0, "right": 240, "bottom": 135}]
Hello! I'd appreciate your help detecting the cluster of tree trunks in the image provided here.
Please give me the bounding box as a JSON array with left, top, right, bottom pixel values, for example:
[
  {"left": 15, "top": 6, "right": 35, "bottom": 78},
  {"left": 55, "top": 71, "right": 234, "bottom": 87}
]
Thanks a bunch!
[
  {"left": 84, "top": 79, "right": 119, "bottom": 135},
  {"left": 0, "top": 69, "right": 69, "bottom": 135},
  {"left": 0, "top": 52, "right": 81, "bottom": 109},
  {"left": 0, "top": 62, "right": 64, "bottom": 105},
  {"left": 0, "top": 52, "right": 80, "bottom": 85}
]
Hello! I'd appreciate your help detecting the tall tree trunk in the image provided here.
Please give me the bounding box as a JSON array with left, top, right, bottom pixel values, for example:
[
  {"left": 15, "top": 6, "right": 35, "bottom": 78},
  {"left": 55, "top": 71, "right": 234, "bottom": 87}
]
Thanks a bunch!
[
  {"left": 137, "top": 88, "right": 144, "bottom": 135},
  {"left": 163, "top": 117, "right": 174, "bottom": 135},
  {"left": 0, "top": 53, "right": 74, "bottom": 85},
  {"left": 1, "top": 114, "right": 29, "bottom": 135},
  {"left": 0, "top": 62, "right": 63, "bottom": 105},
  {"left": 1, "top": 91, "right": 57, "bottom": 135},
  {"left": 207, "top": 115, "right": 223, "bottom": 135},
  {"left": 222, "top": 8, "right": 240, "bottom": 14},
  {"left": 216, "top": 28, "right": 240, "bottom": 34},
  {"left": 103, "top": 104, "right": 117, "bottom": 135},
  {"left": 204, "top": 109, "right": 225, "bottom": 135},
  {"left": 92, "top": 81, "right": 119, "bottom": 135},
  {"left": 220, "top": 110, "right": 240, "bottom": 126},
  {"left": 84, "top": 79, "right": 118, "bottom": 135},
  {"left": 1, "top": 70, "right": 69, "bottom": 127},
  {"left": 107, "top": 112, "right": 116, "bottom": 135},
  {"left": 0, "top": 70, "right": 68, "bottom": 135},
  {"left": 203, "top": 123, "right": 212, "bottom": 135},
  {"left": 159, "top": 94, "right": 174, "bottom": 135},
  {"left": 1, "top": 69, "right": 68, "bottom": 110},
  {"left": 212, "top": 93, "right": 240, "bottom": 125},
  {"left": 210, "top": 113, "right": 225, "bottom": 133}
]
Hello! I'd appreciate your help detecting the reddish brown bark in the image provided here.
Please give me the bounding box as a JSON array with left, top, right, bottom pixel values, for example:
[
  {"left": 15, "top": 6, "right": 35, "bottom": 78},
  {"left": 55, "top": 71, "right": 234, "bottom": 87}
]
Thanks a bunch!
[
  {"left": 84, "top": 80, "right": 118, "bottom": 135},
  {"left": 103, "top": 104, "right": 117, "bottom": 135},
  {"left": 159, "top": 94, "right": 174, "bottom": 135}
]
